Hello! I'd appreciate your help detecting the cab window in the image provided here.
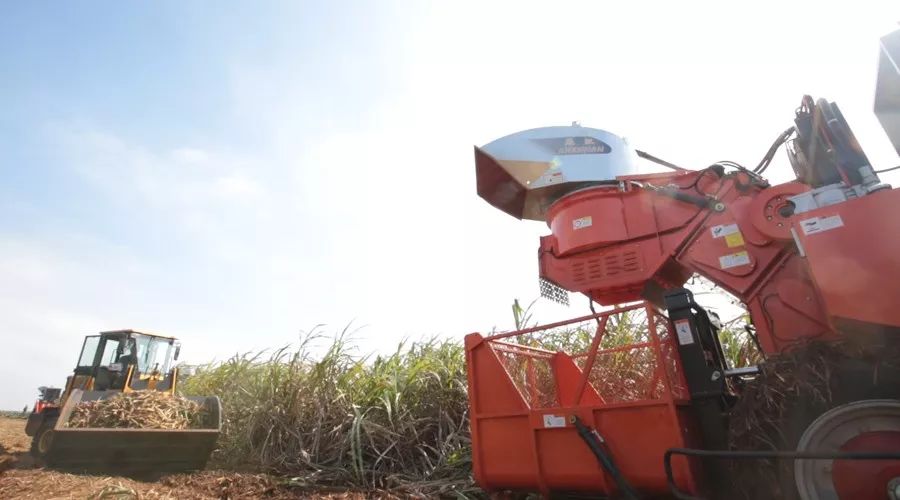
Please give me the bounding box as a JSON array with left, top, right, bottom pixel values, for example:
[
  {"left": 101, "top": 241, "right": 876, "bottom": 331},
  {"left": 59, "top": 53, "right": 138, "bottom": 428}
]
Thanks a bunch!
[
  {"left": 132, "top": 335, "right": 175, "bottom": 373},
  {"left": 77, "top": 336, "right": 101, "bottom": 367},
  {"left": 100, "top": 338, "right": 121, "bottom": 366}
]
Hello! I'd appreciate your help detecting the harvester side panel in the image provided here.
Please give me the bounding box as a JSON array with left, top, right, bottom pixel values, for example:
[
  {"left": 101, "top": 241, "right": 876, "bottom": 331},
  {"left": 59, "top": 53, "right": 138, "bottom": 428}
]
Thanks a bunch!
[{"left": 795, "top": 188, "right": 900, "bottom": 331}]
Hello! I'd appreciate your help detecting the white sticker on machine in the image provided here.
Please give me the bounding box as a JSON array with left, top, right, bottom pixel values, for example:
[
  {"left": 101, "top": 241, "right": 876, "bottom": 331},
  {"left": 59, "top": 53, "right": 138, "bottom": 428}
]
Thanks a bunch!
[
  {"left": 799, "top": 215, "right": 844, "bottom": 235},
  {"left": 572, "top": 216, "right": 593, "bottom": 230},
  {"left": 719, "top": 250, "right": 751, "bottom": 269},
  {"left": 543, "top": 414, "right": 566, "bottom": 428},
  {"left": 710, "top": 223, "right": 739, "bottom": 238},
  {"left": 674, "top": 319, "right": 694, "bottom": 345}
]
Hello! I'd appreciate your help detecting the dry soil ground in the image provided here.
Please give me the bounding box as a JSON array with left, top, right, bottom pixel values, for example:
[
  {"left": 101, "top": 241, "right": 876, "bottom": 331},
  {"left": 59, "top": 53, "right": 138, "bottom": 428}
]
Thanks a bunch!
[{"left": 0, "top": 417, "right": 400, "bottom": 499}]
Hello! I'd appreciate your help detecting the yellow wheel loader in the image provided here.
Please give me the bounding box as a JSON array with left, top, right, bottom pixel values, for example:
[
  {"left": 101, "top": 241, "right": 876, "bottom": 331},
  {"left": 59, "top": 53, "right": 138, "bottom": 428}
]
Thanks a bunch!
[{"left": 25, "top": 330, "right": 221, "bottom": 474}]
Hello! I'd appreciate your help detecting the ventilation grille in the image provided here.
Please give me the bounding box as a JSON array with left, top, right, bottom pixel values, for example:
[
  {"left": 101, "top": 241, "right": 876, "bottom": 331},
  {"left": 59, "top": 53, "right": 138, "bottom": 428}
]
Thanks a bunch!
[{"left": 572, "top": 249, "right": 641, "bottom": 284}]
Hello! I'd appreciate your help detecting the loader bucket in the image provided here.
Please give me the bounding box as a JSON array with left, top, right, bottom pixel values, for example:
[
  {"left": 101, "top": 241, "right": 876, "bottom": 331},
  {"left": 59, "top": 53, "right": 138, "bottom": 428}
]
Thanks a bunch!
[{"left": 46, "top": 389, "right": 221, "bottom": 474}]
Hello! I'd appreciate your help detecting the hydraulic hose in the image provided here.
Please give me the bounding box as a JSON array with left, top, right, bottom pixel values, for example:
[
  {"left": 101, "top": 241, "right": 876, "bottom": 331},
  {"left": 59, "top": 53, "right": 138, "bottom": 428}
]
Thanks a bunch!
[{"left": 572, "top": 416, "right": 642, "bottom": 500}]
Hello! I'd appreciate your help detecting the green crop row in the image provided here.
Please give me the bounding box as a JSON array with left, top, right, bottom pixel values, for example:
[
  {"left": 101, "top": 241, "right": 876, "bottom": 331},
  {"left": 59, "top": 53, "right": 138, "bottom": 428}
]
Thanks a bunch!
[{"left": 179, "top": 327, "right": 475, "bottom": 497}]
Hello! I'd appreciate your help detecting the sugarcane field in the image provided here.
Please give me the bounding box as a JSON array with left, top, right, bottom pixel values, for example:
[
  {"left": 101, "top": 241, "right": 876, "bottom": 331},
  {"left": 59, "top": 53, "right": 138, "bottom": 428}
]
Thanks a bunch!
[{"left": 4, "top": 3, "right": 900, "bottom": 500}]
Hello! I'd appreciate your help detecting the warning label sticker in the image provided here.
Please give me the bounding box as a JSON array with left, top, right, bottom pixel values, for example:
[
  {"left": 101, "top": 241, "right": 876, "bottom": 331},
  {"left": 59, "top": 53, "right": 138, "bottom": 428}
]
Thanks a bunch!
[
  {"left": 573, "top": 216, "right": 593, "bottom": 230},
  {"left": 674, "top": 319, "right": 694, "bottom": 345},
  {"left": 710, "top": 223, "right": 739, "bottom": 239},
  {"left": 799, "top": 215, "right": 844, "bottom": 235},
  {"left": 543, "top": 414, "right": 566, "bottom": 428},
  {"left": 725, "top": 232, "right": 745, "bottom": 248},
  {"left": 719, "top": 250, "right": 751, "bottom": 269}
]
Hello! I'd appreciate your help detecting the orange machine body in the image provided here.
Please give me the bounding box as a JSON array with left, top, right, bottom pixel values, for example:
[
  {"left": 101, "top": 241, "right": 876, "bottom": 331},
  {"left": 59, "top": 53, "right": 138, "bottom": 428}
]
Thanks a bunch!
[
  {"left": 467, "top": 165, "right": 900, "bottom": 496},
  {"left": 469, "top": 76, "right": 900, "bottom": 496},
  {"left": 538, "top": 170, "right": 900, "bottom": 355}
]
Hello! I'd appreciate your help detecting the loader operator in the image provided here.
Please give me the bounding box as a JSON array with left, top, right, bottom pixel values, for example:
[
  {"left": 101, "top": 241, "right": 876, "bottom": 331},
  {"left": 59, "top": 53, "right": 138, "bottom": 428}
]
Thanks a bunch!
[
  {"left": 92, "top": 338, "right": 136, "bottom": 391},
  {"left": 108, "top": 339, "right": 137, "bottom": 389},
  {"left": 118, "top": 339, "right": 137, "bottom": 368}
]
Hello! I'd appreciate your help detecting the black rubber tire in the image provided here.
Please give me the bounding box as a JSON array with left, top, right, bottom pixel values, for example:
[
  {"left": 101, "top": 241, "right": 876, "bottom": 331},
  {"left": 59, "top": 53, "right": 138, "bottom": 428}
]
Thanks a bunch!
[{"left": 29, "top": 418, "right": 57, "bottom": 465}]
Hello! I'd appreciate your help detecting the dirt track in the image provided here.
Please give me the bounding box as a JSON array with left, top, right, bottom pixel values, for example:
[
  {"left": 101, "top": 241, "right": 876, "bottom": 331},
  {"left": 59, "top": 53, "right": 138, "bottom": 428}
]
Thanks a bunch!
[{"left": 0, "top": 418, "right": 397, "bottom": 499}]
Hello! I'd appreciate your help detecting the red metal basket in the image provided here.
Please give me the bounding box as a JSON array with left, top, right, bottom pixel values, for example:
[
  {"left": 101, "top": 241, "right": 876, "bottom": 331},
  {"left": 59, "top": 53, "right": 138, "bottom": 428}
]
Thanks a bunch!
[{"left": 464, "top": 302, "right": 703, "bottom": 497}]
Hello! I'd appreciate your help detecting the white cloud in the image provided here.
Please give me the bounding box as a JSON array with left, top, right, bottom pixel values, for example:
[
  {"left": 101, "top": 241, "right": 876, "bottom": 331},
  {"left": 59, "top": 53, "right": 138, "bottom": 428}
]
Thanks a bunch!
[
  {"left": 50, "top": 124, "right": 268, "bottom": 209},
  {"left": 171, "top": 147, "right": 211, "bottom": 165},
  {"left": 212, "top": 174, "right": 263, "bottom": 201}
]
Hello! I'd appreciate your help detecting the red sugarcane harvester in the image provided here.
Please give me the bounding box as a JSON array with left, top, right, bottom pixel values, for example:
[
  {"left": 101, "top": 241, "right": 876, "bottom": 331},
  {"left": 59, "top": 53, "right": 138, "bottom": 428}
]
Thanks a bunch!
[{"left": 465, "top": 29, "right": 900, "bottom": 499}]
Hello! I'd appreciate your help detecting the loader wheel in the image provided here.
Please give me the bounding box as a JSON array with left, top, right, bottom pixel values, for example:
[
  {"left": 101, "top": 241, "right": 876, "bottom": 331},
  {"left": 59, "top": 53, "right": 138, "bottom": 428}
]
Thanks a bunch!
[
  {"left": 29, "top": 419, "right": 57, "bottom": 464},
  {"left": 779, "top": 361, "right": 900, "bottom": 500}
]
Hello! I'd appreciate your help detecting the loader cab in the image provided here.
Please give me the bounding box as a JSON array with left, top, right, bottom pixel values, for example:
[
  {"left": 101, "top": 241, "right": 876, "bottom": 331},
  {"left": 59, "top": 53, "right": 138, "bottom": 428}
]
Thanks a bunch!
[{"left": 72, "top": 329, "right": 181, "bottom": 393}]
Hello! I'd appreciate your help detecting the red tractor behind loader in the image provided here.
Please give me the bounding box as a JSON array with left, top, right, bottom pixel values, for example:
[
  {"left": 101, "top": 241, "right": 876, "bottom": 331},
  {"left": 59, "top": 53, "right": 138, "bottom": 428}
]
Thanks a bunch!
[{"left": 465, "top": 29, "right": 900, "bottom": 499}]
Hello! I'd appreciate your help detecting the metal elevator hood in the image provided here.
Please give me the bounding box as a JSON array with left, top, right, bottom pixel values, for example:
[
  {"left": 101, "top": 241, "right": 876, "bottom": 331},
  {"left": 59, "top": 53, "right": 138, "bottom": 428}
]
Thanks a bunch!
[{"left": 474, "top": 125, "right": 642, "bottom": 221}]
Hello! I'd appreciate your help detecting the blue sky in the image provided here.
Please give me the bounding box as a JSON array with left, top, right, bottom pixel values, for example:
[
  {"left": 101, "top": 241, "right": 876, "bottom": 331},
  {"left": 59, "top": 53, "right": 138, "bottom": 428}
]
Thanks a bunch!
[{"left": 1, "top": 2, "right": 898, "bottom": 409}]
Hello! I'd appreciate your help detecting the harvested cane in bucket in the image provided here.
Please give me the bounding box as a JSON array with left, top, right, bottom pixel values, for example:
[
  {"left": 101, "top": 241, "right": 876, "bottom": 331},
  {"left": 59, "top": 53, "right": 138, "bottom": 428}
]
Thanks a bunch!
[{"left": 67, "top": 391, "right": 207, "bottom": 429}]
